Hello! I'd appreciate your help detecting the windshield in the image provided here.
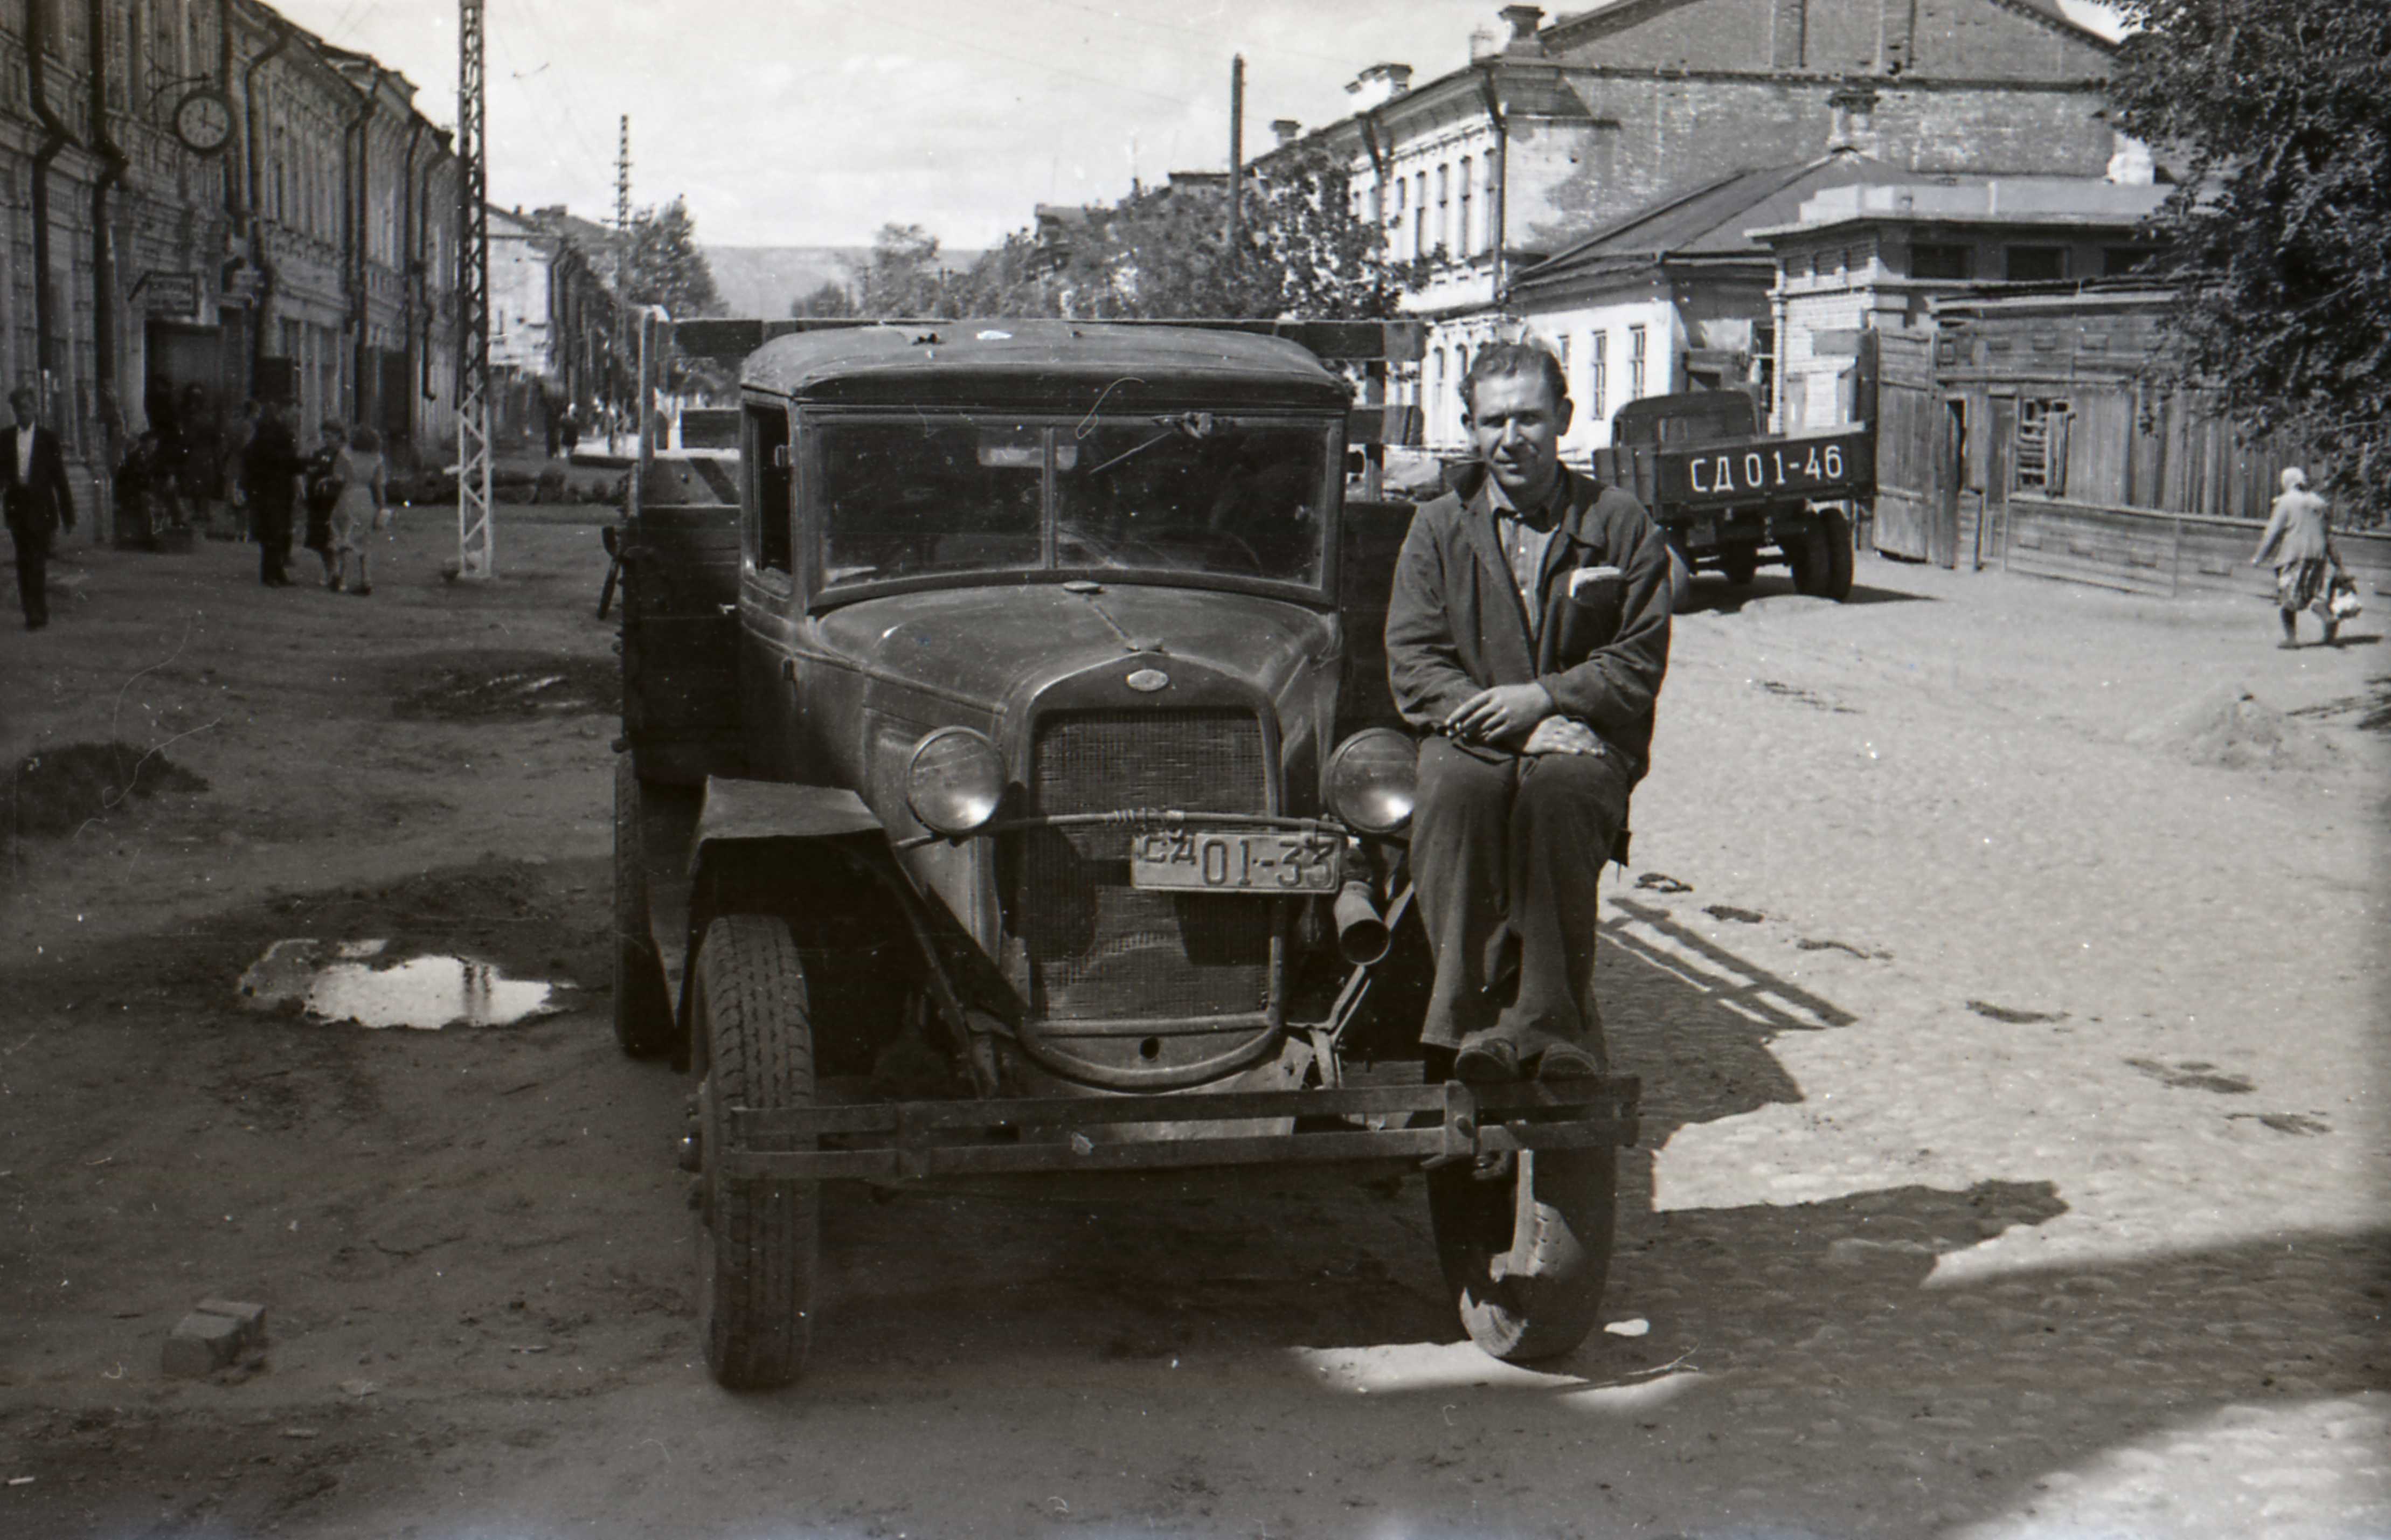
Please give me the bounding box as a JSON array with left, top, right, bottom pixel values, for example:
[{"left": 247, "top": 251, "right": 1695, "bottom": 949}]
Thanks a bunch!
[{"left": 815, "top": 415, "right": 1333, "bottom": 591}]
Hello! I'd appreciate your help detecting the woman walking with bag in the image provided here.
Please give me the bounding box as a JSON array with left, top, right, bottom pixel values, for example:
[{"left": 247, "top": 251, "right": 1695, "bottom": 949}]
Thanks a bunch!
[
  {"left": 2251, "top": 467, "right": 2346, "bottom": 649},
  {"left": 329, "top": 426, "right": 390, "bottom": 596}
]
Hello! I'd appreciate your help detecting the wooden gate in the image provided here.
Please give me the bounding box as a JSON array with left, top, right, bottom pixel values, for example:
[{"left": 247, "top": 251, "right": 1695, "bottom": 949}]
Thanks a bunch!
[{"left": 1870, "top": 329, "right": 1943, "bottom": 563}]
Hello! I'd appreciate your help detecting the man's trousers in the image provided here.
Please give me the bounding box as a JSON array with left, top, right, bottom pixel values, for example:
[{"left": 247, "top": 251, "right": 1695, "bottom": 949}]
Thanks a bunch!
[{"left": 1410, "top": 734, "right": 1628, "bottom": 1064}]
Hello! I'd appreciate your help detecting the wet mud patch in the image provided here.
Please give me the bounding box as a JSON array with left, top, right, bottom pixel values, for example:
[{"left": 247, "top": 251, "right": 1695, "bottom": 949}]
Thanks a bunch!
[
  {"left": 1801, "top": 937, "right": 1892, "bottom": 960},
  {"left": 6, "top": 739, "right": 209, "bottom": 838},
  {"left": 389, "top": 650, "right": 619, "bottom": 722},
  {"left": 2229, "top": 1111, "right": 2331, "bottom": 1136},
  {"left": 1704, "top": 904, "right": 1766, "bottom": 924},
  {"left": 1634, "top": 872, "right": 1693, "bottom": 894},
  {"left": 1752, "top": 678, "right": 1859, "bottom": 713},
  {"left": 1967, "top": 999, "right": 2067, "bottom": 1024},
  {"left": 2290, "top": 674, "right": 2391, "bottom": 733},
  {"left": 238, "top": 938, "right": 569, "bottom": 1029},
  {"left": 2124, "top": 1057, "right": 2256, "bottom": 1095}
]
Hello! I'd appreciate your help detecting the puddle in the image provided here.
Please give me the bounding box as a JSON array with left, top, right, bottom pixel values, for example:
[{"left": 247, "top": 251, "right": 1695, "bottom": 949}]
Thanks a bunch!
[{"left": 239, "top": 939, "right": 566, "bottom": 1029}]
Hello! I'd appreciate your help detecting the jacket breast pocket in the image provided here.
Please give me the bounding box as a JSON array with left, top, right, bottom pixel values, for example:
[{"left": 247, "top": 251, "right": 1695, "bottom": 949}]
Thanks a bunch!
[{"left": 1561, "top": 565, "right": 1625, "bottom": 643}]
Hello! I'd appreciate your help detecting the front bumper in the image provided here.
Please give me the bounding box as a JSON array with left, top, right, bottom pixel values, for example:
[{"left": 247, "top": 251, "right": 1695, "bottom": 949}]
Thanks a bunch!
[{"left": 716, "top": 1076, "right": 1640, "bottom": 1182}]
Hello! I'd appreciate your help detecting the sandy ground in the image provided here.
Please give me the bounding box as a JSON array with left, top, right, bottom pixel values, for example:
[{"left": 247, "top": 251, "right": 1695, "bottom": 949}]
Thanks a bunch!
[{"left": 0, "top": 509, "right": 2383, "bottom": 1539}]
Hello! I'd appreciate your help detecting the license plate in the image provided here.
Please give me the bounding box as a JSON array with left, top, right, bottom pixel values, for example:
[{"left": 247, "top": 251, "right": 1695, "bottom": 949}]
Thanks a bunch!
[{"left": 1131, "top": 829, "right": 1343, "bottom": 893}]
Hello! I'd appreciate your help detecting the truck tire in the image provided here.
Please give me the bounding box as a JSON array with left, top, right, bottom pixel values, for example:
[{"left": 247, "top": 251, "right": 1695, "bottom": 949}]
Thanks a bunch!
[
  {"left": 693, "top": 914, "right": 821, "bottom": 1390},
  {"left": 613, "top": 758, "right": 677, "bottom": 1059},
  {"left": 1719, "top": 544, "right": 1759, "bottom": 587},
  {"left": 1819, "top": 505, "right": 1855, "bottom": 601},
  {"left": 1788, "top": 508, "right": 1856, "bottom": 601},
  {"left": 1428, "top": 1143, "right": 1617, "bottom": 1363},
  {"left": 1665, "top": 546, "right": 1693, "bottom": 615}
]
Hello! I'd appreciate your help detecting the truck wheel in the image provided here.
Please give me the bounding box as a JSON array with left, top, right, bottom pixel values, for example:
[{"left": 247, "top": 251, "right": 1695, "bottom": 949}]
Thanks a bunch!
[
  {"left": 1665, "top": 547, "right": 1693, "bottom": 614},
  {"left": 1719, "top": 544, "right": 1759, "bottom": 587},
  {"left": 1788, "top": 509, "right": 1856, "bottom": 601},
  {"left": 613, "top": 758, "right": 676, "bottom": 1059},
  {"left": 693, "top": 914, "right": 821, "bottom": 1390},
  {"left": 1819, "top": 506, "right": 1855, "bottom": 601},
  {"left": 1428, "top": 1144, "right": 1617, "bottom": 1363}
]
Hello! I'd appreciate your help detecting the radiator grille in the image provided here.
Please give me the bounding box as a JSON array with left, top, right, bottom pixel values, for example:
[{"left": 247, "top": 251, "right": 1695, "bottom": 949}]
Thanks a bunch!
[{"left": 1017, "top": 709, "right": 1274, "bottom": 1022}]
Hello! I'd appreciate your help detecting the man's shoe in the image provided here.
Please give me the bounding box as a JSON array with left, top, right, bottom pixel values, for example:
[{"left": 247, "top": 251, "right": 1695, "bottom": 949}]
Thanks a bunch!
[
  {"left": 1452, "top": 1033, "right": 1523, "bottom": 1083},
  {"left": 1533, "top": 1040, "right": 1604, "bottom": 1081}
]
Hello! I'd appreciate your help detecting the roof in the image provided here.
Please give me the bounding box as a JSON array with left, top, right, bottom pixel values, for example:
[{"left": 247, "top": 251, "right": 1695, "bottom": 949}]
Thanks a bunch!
[
  {"left": 1510, "top": 155, "right": 1917, "bottom": 297},
  {"left": 1747, "top": 178, "right": 2172, "bottom": 241},
  {"left": 738, "top": 321, "right": 1350, "bottom": 409}
]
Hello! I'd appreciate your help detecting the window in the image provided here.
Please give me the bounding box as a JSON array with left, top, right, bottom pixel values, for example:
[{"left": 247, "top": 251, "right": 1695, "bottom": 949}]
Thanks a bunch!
[
  {"left": 1911, "top": 243, "right": 1972, "bottom": 280},
  {"left": 1588, "top": 331, "right": 1607, "bottom": 423},
  {"left": 1432, "top": 349, "right": 1447, "bottom": 438},
  {"left": 1458, "top": 157, "right": 1474, "bottom": 254},
  {"left": 1435, "top": 164, "right": 1449, "bottom": 255},
  {"left": 746, "top": 404, "right": 793, "bottom": 576},
  {"left": 2005, "top": 245, "right": 2067, "bottom": 283},
  {"left": 1413, "top": 172, "right": 1427, "bottom": 260},
  {"left": 2102, "top": 246, "right": 2152, "bottom": 277},
  {"left": 1628, "top": 325, "right": 1647, "bottom": 401},
  {"left": 2014, "top": 398, "right": 2071, "bottom": 495}
]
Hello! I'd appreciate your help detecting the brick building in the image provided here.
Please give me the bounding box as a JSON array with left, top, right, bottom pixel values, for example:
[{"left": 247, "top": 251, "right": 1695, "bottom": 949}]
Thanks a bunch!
[
  {"left": 1, "top": 0, "right": 459, "bottom": 536},
  {"left": 1255, "top": 0, "right": 2131, "bottom": 453},
  {"left": 490, "top": 204, "right": 620, "bottom": 450}
]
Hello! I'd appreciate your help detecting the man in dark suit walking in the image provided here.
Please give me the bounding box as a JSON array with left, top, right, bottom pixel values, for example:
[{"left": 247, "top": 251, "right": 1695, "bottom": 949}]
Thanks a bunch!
[
  {"left": 4, "top": 385, "right": 77, "bottom": 629},
  {"left": 242, "top": 398, "right": 300, "bottom": 586}
]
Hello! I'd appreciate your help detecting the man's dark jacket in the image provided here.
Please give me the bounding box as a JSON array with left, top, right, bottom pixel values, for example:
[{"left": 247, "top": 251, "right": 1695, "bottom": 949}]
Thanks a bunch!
[
  {"left": 3, "top": 425, "right": 76, "bottom": 537},
  {"left": 1384, "top": 465, "right": 1671, "bottom": 779}
]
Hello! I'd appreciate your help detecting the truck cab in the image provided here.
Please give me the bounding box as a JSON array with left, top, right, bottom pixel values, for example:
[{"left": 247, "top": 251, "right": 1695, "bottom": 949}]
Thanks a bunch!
[{"left": 611, "top": 317, "right": 1638, "bottom": 1387}]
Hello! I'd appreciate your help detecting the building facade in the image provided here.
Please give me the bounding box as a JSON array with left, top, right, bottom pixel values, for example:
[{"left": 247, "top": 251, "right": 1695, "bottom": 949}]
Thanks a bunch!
[
  {"left": 1257, "top": 0, "right": 2131, "bottom": 453},
  {"left": 1, "top": 0, "right": 459, "bottom": 534},
  {"left": 490, "top": 204, "right": 620, "bottom": 449}
]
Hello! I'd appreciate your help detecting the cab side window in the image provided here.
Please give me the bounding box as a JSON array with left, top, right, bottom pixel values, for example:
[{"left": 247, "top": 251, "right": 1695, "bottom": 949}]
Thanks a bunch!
[{"left": 746, "top": 404, "right": 792, "bottom": 576}]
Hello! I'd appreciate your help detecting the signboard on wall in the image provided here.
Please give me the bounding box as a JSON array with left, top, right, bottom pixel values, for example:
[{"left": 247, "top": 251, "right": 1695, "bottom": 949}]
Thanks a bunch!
[{"left": 137, "top": 273, "right": 203, "bottom": 319}]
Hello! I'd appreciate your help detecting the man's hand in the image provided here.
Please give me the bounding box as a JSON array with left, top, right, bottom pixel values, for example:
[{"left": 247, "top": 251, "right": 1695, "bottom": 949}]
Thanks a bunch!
[
  {"left": 1522, "top": 716, "right": 1602, "bottom": 756},
  {"left": 1443, "top": 682, "right": 1553, "bottom": 747}
]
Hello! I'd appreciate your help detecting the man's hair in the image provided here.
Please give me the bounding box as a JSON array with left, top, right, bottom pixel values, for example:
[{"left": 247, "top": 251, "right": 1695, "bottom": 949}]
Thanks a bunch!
[
  {"left": 9, "top": 386, "right": 36, "bottom": 408},
  {"left": 350, "top": 425, "right": 381, "bottom": 452},
  {"left": 1460, "top": 341, "right": 1568, "bottom": 417}
]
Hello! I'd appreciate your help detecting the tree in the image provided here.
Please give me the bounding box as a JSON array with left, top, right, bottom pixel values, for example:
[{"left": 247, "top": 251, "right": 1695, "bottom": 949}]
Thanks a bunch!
[
  {"left": 621, "top": 197, "right": 724, "bottom": 320},
  {"left": 790, "top": 280, "right": 857, "bottom": 319},
  {"left": 939, "top": 147, "right": 1397, "bottom": 322},
  {"left": 2107, "top": 0, "right": 2391, "bottom": 517},
  {"left": 853, "top": 224, "right": 960, "bottom": 316}
]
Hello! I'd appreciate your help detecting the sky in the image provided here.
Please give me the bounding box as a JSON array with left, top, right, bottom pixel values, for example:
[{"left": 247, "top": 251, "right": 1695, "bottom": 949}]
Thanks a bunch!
[{"left": 269, "top": 0, "right": 2126, "bottom": 252}]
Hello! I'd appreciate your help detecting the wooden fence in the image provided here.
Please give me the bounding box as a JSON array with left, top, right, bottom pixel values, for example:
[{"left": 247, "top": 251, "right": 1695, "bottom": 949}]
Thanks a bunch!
[{"left": 2005, "top": 495, "right": 2391, "bottom": 601}]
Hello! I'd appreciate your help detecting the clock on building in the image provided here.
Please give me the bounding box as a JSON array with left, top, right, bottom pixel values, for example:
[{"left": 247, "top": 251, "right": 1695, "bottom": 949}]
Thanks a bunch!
[{"left": 173, "top": 89, "right": 234, "bottom": 156}]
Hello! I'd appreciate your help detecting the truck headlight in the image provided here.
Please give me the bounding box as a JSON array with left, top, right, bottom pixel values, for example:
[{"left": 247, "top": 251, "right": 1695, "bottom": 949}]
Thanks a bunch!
[
  {"left": 906, "top": 727, "right": 1004, "bottom": 837},
  {"left": 1326, "top": 728, "right": 1418, "bottom": 835}
]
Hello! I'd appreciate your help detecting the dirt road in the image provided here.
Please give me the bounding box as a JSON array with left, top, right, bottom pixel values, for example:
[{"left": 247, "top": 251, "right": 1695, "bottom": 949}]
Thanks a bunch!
[{"left": 2, "top": 512, "right": 2383, "bottom": 1538}]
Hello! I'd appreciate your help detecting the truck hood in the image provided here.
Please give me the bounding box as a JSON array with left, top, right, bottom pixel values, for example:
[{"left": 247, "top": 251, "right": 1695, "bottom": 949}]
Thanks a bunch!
[{"left": 813, "top": 582, "right": 1339, "bottom": 718}]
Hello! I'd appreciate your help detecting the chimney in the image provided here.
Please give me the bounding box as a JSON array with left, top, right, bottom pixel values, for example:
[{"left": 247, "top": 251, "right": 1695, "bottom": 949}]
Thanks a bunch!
[
  {"left": 1826, "top": 83, "right": 1880, "bottom": 158},
  {"left": 1344, "top": 63, "right": 1413, "bottom": 112},
  {"left": 1468, "top": 24, "right": 1501, "bottom": 61},
  {"left": 1271, "top": 118, "right": 1301, "bottom": 148},
  {"left": 1500, "top": 5, "right": 1546, "bottom": 55}
]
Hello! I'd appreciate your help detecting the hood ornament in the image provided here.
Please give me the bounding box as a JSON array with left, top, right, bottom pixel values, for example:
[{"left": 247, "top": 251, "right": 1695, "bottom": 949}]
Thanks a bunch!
[{"left": 1125, "top": 668, "right": 1170, "bottom": 693}]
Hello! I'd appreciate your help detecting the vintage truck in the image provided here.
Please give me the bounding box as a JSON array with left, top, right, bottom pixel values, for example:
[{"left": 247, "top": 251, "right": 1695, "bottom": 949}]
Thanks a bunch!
[
  {"left": 1593, "top": 388, "right": 1872, "bottom": 602},
  {"left": 609, "top": 316, "right": 1642, "bottom": 1389}
]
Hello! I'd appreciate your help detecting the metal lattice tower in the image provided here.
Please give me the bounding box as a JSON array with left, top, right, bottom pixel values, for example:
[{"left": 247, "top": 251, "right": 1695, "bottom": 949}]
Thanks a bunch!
[
  {"left": 613, "top": 116, "right": 630, "bottom": 443},
  {"left": 455, "top": 0, "right": 494, "bottom": 579}
]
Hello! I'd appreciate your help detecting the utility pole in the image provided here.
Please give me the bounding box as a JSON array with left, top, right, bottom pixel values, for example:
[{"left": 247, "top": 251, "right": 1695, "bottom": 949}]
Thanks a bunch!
[
  {"left": 455, "top": 0, "right": 493, "bottom": 579},
  {"left": 1227, "top": 54, "right": 1244, "bottom": 252},
  {"left": 613, "top": 115, "right": 630, "bottom": 452}
]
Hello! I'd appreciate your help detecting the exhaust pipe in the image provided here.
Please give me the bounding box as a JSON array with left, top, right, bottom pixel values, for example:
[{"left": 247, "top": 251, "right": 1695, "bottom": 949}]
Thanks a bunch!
[{"left": 1333, "top": 879, "right": 1390, "bottom": 966}]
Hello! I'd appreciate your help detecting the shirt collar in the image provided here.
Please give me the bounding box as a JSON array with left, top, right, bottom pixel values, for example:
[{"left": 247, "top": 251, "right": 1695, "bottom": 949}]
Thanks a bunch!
[{"left": 1485, "top": 464, "right": 1568, "bottom": 529}]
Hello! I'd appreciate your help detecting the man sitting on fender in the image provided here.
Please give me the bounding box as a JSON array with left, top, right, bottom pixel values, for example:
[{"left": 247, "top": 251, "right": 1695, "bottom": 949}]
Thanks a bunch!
[{"left": 1385, "top": 341, "right": 1672, "bottom": 1082}]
